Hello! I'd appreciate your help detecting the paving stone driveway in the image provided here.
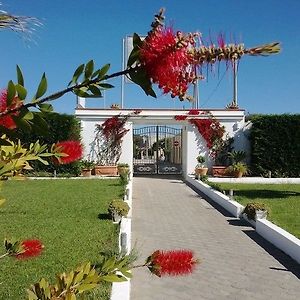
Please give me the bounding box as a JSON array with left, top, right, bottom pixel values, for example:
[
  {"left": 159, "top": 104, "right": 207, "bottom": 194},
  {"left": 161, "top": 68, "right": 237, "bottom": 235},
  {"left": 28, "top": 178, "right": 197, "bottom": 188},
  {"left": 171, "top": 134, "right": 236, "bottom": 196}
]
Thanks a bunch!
[{"left": 130, "top": 176, "right": 300, "bottom": 300}]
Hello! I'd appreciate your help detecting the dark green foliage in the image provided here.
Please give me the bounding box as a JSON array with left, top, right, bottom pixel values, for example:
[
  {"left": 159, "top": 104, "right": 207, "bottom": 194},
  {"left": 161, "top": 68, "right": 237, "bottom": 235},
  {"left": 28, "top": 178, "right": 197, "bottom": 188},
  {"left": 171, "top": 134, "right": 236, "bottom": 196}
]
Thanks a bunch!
[
  {"left": 9, "top": 112, "right": 82, "bottom": 176},
  {"left": 250, "top": 114, "right": 300, "bottom": 177}
]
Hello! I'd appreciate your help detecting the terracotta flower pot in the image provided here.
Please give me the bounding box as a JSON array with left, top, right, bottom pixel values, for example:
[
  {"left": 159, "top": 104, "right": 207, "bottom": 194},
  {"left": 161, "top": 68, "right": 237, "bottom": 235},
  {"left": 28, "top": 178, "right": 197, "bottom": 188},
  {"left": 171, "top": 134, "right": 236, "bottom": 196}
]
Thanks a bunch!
[
  {"left": 93, "top": 165, "right": 118, "bottom": 176},
  {"left": 212, "top": 166, "right": 227, "bottom": 177},
  {"left": 81, "top": 168, "right": 92, "bottom": 177},
  {"left": 195, "top": 167, "right": 208, "bottom": 176}
]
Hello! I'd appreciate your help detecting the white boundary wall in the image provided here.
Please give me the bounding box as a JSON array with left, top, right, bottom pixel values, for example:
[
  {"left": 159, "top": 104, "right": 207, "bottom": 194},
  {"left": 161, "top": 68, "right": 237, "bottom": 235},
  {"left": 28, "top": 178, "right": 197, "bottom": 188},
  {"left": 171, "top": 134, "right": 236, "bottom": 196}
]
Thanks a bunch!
[{"left": 75, "top": 108, "right": 247, "bottom": 176}]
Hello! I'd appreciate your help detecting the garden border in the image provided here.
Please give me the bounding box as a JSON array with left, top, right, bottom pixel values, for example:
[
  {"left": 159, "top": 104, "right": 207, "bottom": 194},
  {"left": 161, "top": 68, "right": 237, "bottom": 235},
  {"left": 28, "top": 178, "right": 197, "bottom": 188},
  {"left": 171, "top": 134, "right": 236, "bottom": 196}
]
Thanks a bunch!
[
  {"left": 185, "top": 175, "right": 300, "bottom": 264},
  {"left": 111, "top": 179, "right": 133, "bottom": 300}
]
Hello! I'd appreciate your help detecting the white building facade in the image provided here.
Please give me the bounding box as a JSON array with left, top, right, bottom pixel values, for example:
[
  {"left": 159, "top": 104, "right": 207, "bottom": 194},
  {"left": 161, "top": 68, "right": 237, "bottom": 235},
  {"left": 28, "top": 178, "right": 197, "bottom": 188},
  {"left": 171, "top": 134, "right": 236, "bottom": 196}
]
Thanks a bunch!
[{"left": 75, "top": 104, "right": 248, "bottom": 177}]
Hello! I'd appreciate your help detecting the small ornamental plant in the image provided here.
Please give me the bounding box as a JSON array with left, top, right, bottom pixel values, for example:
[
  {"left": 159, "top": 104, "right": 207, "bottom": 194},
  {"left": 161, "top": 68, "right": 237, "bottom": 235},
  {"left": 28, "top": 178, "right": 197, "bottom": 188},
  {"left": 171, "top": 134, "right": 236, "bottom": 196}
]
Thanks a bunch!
[
  {"left": 108, "top": 199, "right": 130, "bottom": 218},
  {"left": 243, "top": 202, "right": 268, "bottom": 221},
  {"left": 196, "top": 155, "right": 205, "bottom": 167},
  {"left": 80, "top": 159, "right": 95, "bottom": 170}
]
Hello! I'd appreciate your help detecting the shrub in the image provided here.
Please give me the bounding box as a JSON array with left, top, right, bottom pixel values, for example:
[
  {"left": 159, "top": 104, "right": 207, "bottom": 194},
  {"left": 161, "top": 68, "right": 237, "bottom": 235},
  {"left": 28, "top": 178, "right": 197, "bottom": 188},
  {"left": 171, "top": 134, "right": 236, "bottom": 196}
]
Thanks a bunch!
[
  {"left": 250, "top": 114, "right": 300, "bottom": 177},
  {"left": 243, "top": 202, "right": 268, "bottom": 220},
  {"left": 10, "top": 112, "right": 82, "bottom": 176},
  {"left": 108, "top": 200, "right": 130, "bottom": 217}
]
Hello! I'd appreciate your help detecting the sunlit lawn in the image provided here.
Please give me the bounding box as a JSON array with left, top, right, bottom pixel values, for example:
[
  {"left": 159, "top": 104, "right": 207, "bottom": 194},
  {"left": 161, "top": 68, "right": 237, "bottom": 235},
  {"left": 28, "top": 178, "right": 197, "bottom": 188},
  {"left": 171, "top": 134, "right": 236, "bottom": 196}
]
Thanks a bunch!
[
  {"left": 214, "top": 183, "right": 300, "bottom": 238},
  {"left": 0, "top": 179, "right": 123, "bottom": 300}
]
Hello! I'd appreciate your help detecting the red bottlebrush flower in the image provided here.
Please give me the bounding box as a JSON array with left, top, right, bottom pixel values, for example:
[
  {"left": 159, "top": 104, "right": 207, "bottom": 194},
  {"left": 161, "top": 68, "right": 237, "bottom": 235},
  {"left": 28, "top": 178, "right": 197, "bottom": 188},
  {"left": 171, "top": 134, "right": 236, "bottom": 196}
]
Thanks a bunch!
[
  {"left": 188, "top": 109, "right": 200, "bottom": 115},
  {"left": 55, "top": 140, "right": 83, "bottom": 164},
  {"left": 16, "top": 239, "right": 44, "bottom": 259},
  {"left": 140, "top": 27, "right": 196, "bottom": 99},
  {"left": 174, "top": 115, "right": 187, "bottom": 121},
  {"left": 217, "top": 33, "right": 226, "bottom": 48},
  {"left": 147, "top": 250, "right": 198, "bottom": 277},
  {"left": 0, "top": 89, "right": 23, "bottom": 129}
]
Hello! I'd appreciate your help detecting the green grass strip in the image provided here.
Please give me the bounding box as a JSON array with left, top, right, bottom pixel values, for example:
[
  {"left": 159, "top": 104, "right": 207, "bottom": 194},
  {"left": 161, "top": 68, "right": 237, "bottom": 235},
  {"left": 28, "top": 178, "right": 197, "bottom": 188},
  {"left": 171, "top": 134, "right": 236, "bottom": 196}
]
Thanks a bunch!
[
  {"left": 0, "top": 179, "right": 124, "bottom": 299},
  {"left": 215, "top": 183, "right": 300, "bottom": 239}
]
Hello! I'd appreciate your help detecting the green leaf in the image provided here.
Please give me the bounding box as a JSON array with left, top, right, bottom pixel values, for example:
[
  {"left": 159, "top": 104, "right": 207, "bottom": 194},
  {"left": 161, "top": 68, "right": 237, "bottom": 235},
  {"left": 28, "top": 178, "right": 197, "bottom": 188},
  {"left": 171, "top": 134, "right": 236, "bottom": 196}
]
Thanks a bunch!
[
  {"left": 133, "top": 33, "right": 143, "bottom": 48},
  {"left": 12, "top": 116, "right": 31, "bottom": 132},
  {"left": 15, "top": 84, "right": 27, "bottom": 100},
  {"left": 23, "top": 111, "right": 34, "bottom": 120},
  {"left": 127, "top": 33, "right": 143, "bottom": 67},
  {"left": 97, "top": 64, "right": 110, "bottom": 80},
  {"left": 16, "top": 65, "right": 24, "bottom": 86},
  {"left": 84, "top": 60, "right": 94, "bottom": 79},
  {"left": 7, "top": 80, "right": 16, "bottom": 105},
  {"left": 129, "top": 68, "right": 156, "bottom": 97},
  {"left": 101, "top": 274, "right": 128, "bottom": 283},
  {"left": 98, "top": 83, "right": 114, "bottom": 89},
  {"left": 127, "top": 48, "right": 140, "bottom": 67},
  {"left": 35, "top": 73, "right": 47, "bottom": 99},
  {"left": 69, "top": 63, "right": 85, "bottom": 86},
  {"left": 88, "top": 85, "right": 102, "bottom": 97},
  {"left": 38, "top": 103, "right": 53, "bottom": 113},
  {"left": 26, "top": 289, "right": 38, "bottom": 300},
  {"left": 31, "top": 113, "right": 49, "bottom": 135},
  {"left": 73, "top": 89, "right": 90, "bottom": 98},
  {"left": 37, "top": 157, "right": 49, "bottom": 165},
  {"left": 77, "top": 283, "right": 99, "bottom": 293}
]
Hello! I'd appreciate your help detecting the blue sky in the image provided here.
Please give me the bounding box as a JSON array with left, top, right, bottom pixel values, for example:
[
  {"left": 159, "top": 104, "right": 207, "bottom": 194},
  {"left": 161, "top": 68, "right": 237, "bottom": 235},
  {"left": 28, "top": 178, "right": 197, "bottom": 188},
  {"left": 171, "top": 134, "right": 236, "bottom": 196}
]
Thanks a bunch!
[{"left": 0, "top": 0, "right": 299, "bottom": 115}]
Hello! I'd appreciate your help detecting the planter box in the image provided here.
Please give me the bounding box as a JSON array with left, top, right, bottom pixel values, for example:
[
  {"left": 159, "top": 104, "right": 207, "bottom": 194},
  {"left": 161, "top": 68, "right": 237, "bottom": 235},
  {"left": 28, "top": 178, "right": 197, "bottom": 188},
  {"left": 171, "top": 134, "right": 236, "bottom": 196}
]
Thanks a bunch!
[
  {"left": 212, "top": 166, "right": 227, "bottom": 177},
  {"left": 93, "top": 165, "right": 118, "bottom": 176},
  {"left": 81, "top": 169, "right": 92, "bottom": 177},
  {"left": 195, "top": 167, "right": 208, "bottom": 176}
]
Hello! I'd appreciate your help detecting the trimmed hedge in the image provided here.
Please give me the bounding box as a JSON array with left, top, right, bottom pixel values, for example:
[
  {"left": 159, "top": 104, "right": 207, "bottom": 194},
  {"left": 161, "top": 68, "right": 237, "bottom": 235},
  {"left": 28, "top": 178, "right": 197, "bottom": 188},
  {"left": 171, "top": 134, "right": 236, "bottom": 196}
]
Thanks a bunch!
[
  {"left": 250, "top": 114, "right": 300, "bottom": 177},
  {"left": 11, "top": 112, "right": 82, "bottom": 176}
]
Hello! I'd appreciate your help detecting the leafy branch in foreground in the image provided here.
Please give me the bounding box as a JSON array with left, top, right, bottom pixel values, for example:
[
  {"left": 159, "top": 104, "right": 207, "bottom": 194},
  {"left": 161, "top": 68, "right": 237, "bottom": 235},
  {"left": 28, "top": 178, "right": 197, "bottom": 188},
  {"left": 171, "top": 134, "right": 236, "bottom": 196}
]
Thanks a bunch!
[{"left": 27, "top": 249, "right": 199, "bottom": 299}]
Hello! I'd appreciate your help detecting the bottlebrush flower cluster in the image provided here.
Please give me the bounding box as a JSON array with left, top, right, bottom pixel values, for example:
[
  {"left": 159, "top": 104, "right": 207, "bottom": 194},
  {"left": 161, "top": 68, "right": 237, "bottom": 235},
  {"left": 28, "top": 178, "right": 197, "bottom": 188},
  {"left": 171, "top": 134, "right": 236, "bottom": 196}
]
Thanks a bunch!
[
  {"left": 147, "top": 250, "right": 198, "bottom": 277},
  {"left": 0, "top": 89, "right": 23, "bottom": 129},
  {"left": 140, "top": 27, "right": 196, "bottom": 100},
  {"left": 55, "top": 140, "right": 83, "bottom": 164},
  {"left": 16, "top": 239, "right": 44, "bottom": 259}
]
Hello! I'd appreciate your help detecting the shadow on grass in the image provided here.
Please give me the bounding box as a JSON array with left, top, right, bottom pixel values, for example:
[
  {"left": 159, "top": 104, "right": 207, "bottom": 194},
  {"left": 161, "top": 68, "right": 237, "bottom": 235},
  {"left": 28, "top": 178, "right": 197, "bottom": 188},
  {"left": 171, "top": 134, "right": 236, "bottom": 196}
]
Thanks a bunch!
[
  {"left": 243, "top": 229, "right": 300, "bottom": 279},
  {"left": 97, "top": 213, "right": 111, "bottom": 220},
  {"left": 233, "top": 189, "right": 300, "bottom": 200}
]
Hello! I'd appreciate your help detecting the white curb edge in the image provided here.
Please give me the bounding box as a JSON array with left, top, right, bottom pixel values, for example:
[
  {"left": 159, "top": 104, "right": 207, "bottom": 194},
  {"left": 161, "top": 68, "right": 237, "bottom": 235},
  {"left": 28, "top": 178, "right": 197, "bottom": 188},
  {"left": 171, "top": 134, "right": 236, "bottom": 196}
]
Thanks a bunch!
[
  {"left": 111, "top": 179, "right": 133, "bottom": 300},
  {"left": 185, "top": 174, "right": 300, "bottom": 264}
]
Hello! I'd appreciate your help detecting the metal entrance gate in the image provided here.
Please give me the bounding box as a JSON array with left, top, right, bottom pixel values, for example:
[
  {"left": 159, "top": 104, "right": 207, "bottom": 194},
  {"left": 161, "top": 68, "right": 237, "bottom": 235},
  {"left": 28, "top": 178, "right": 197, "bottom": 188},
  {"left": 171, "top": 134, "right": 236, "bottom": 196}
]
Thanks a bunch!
[{"left": 133, "top": 125, "right": 182, "bottom": 175}]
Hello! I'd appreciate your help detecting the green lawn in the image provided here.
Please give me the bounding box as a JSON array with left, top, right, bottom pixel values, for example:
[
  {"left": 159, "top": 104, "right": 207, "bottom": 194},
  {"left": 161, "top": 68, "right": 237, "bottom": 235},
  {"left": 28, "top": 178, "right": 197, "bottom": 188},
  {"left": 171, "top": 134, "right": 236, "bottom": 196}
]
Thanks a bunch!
[
  {"left": 0, "top": 179, "right": 124, "bottom": 300},
  {"left": 214, "top": 183, "right": 300, "bottom": 239}
]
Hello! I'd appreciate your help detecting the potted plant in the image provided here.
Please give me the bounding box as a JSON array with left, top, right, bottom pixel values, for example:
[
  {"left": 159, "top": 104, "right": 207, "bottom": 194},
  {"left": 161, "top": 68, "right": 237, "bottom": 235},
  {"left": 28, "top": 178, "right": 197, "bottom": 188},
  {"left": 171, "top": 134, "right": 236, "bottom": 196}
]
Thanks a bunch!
[
  {"left": 226, "top": 162, "right": 248, "bottom": 178},
  {"left": 92, "top": 115, "right": 129, "bottom": 176},
  {"left": 108, "top": 199, "right": 130, "bottom": 223},
  {"left": 80, "top": 160, "right": 95, "bottom": 177},
  {"left": 243, "top": 202, "right": 268, "bottom": 221},
  {"left": 212, "top": 137, "right": 233, "bottom": 177},
  {"left": 117, "top": 163, "right": 130, "bottom": 175},
  {"left": 195, "top": 155, "right": 208, "bottom": 177},
  {"left": 226, "top": 150, "right": 248, "bottom": 178}
]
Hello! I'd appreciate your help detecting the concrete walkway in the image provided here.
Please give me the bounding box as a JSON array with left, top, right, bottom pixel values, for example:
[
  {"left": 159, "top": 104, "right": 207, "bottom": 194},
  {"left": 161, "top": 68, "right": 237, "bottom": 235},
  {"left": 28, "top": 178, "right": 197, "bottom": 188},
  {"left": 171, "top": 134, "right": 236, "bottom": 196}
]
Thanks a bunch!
[{"left": 130, "top": 176, "right": 300, "bottom": 300}]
